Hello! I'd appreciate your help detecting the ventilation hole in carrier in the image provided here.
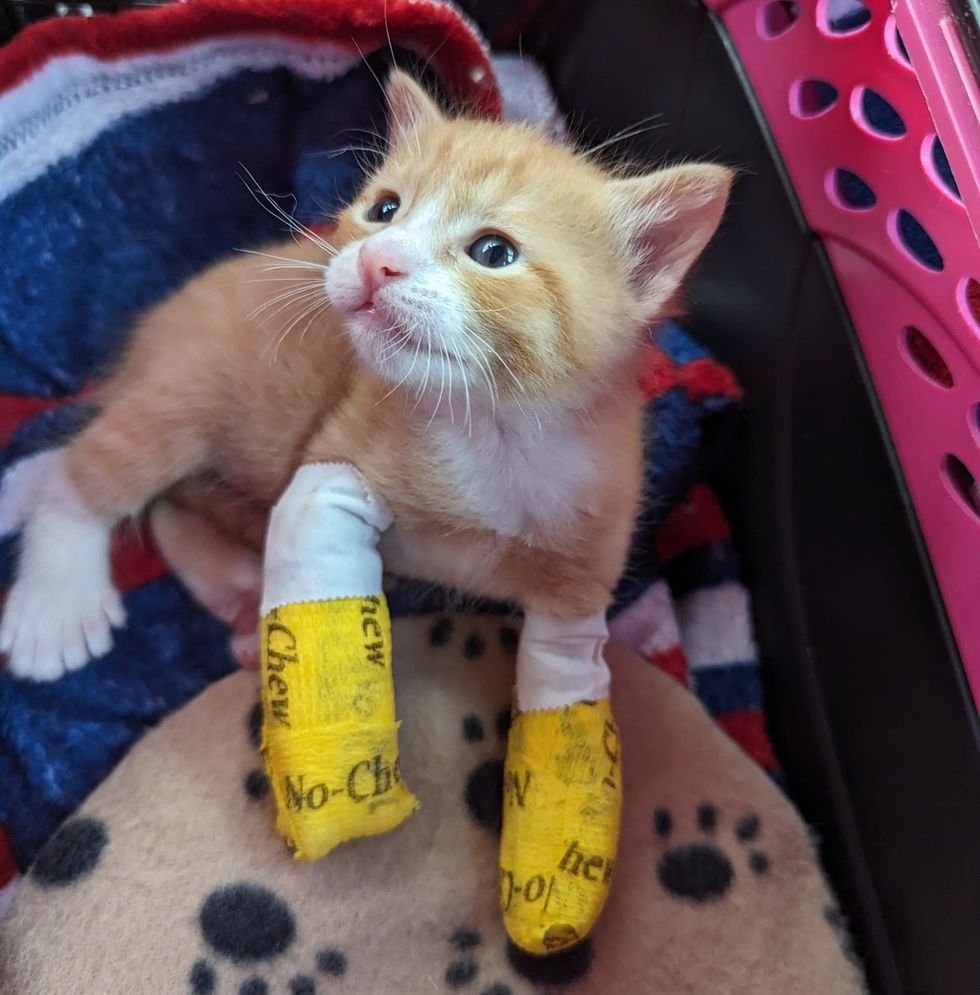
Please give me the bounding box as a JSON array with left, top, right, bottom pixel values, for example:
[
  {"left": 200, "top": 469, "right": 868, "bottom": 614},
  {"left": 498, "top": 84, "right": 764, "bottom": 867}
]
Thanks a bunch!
[
  {"left": 895, "top": 210, "right": 944, "bottom": 271},
  {"left": 931, "top": 137, "right": 961, "bottom": 199},
  {"left": 833, "top": 168, "right": 876, "bottom": 209},
  {"left": 886, "top": 17, "right": 912, "bottom": 66},
  {"left": 971, "top": 404, "right": 980, "bottom": 448},
  {"left": 962, "top": 278, "right": 980, "bottom": 333},
  {"left": 904, "top": 327, "right": 953, "bottom": 388},
  {"left": 857, "top": 87, "right": 906, "bottom": 136},
  {"left": 792, "top": 80, "right": 838, "bottom": 117},
  {"left": 760, "top": 0, "right": 799, "bottom": 36},
  {"left": 825, "top": 0, "right": 872, "bottom": 33},
  {"left": 943, "top": 455, "right": 980, "bottom": 519}
]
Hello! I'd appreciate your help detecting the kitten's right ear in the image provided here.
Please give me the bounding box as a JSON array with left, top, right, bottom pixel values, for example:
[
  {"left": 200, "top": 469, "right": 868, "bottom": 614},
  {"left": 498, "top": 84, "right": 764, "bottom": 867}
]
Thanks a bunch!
[
  {"left": 608, "top": 164, "right": 733, "bottom": 319},
  {"left": 386, "top": 71, "right": 443, "bottom": 145}
]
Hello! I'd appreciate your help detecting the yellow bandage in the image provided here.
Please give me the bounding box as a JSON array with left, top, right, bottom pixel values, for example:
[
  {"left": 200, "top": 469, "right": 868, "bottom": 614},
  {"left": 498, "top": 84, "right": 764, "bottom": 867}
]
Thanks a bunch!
[
  {"left": 499, "top": 699, "right": 622, "bottom": 955},
  {"left": 260, "top": 596, "right": 419, "bottom": 860}
]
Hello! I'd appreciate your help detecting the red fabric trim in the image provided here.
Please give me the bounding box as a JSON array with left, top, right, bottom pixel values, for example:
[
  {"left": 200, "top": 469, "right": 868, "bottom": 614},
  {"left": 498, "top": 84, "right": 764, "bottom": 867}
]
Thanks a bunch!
[
  {"left": 0, "top": 395, "right": 64, "bottom": 448},
  {"left": 0, "top": 384, "right": 97, "bottom": 448},
  {"left": 655, "top": 484, "right": 731, "bottom": 564},
  {"left": 110, "top": 526, "right": 170, "bottom": 594},
  {"left": 648, "top": 644, "right": 690, "bottom": 687},
  {"left": 0, "top": 824, "right": 16, "bottom": 889},
  {"left": 716, "top": 710, "right": 778, "bottom": 770},
  {"left": 636, "top": 345, "right": 678, "bottom": 400},
  {"left": 0, "top": 0, "right": 499, "bottom": 118},
  {"left": 676, "top": 357, "right": 742, "bottom": 403}
]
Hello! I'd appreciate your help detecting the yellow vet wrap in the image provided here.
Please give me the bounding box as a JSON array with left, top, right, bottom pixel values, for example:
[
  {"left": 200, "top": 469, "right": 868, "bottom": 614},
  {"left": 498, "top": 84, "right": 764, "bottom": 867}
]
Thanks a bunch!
[
  {"left": 499, "top": 699, "right": 622, "bottom": 955},
  {"left": 260, "top": 596, "right": 419, "bottom": 861}
]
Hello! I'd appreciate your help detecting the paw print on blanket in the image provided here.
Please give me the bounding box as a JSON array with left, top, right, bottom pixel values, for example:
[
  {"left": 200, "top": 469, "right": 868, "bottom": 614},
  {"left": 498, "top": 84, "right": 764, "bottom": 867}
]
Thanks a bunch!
[
  {"left": 30, "top": 816, "right": 109, "bottom": 888},
  {"left": 652, "top": 802, "right": 770, "bottom": 901},
  {"left": 461, "top": 705, "right": 512, "bottom": 833},
  {"left": 441, "top": 922, "right": 595, "bottom": 992},
  {"left": 426, "top": 613, "right": 520, "bottom": 834},
  {"left": 243, "top": 703, "right": 270, "bottom": 802},
  {"left": 427, "top": 614, "right": 520, "bottom": 662},
  {"left": 189, "top": 882, "right": 349, "bottom": 995},
  {"left": 441, "top": 927, "right": 514, "bottom": 994}
]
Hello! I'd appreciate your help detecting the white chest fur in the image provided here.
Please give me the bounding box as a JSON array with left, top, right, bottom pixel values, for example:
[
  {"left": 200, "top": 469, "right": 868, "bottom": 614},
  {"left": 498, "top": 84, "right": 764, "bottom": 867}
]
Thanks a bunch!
[{"left": 426, "top": 404, "right": 600, "bottom": 538}]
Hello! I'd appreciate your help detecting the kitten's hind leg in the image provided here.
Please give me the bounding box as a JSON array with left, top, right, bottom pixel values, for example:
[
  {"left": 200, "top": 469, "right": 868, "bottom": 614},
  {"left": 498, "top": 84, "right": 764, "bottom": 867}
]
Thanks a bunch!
[
  {"left": 1, "top": 395, "right": 208, "bottom": 681},
  {"left": 149, "top": 500, "right": 262, "bottom": 669}
]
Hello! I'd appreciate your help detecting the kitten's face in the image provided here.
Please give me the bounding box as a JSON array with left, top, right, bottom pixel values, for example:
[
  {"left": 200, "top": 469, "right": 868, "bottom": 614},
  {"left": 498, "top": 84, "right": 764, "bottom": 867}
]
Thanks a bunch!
[{"left": 324, "top": 73, "right": 732, "bottom": 410}]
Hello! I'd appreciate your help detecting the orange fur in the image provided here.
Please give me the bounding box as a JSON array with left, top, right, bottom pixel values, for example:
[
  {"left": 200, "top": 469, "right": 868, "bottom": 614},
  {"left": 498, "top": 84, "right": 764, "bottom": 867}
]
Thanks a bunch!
[{"left": 62, "top": 71, "right": 732, "bottom": 624}]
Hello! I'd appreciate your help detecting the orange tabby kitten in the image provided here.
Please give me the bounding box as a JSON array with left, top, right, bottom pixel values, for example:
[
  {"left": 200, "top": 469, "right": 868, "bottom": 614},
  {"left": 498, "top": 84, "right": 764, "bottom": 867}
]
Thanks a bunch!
[{"left": 0, "top": 71, "right": 731, "bottom": 680}]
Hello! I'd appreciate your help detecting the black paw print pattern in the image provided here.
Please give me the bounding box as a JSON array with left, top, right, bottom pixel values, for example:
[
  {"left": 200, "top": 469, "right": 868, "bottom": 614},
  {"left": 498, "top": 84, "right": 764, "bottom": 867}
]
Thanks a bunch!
[
  {"left": 31, "top": 816, "right": 109, "bottom": 888},
  {"left": 443, "top": 928, "right": 513, "bottom": 994},
  {"left": 652, "top": 803, "right": 770, "bottom": 902},
  {"left": 428, "top": 613, "right": 519, "bottom": 834},
  {"left": 461, "top": 704, "right": 512, "bottom": 833},
  {"left": 427, "top": 615, "right": 520, "bottom": 661},
  {"left": 243, "top": 702, "right": 270, "bottom": 802},
  {"left": 189, "top": 881, "right": 349, "bottom": 994},
  {"left": 442, "top": 925, "right": 595, "bottom": 993}
]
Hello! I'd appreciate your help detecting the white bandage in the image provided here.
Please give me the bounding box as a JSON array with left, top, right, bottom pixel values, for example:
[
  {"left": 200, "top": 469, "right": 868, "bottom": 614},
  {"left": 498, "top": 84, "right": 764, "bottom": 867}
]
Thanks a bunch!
[
  {"left": 515, "top": 610, "right": 611, "bottom": 711},
  {"left": 261, "top": 463, "right": 393, "bottom": 615}
]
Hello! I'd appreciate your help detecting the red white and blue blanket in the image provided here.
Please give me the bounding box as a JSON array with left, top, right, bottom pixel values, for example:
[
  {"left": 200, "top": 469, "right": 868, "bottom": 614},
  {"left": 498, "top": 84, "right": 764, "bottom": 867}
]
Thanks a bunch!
[{"left": 0, "top": 0, "right": 774, "bottom": 902}]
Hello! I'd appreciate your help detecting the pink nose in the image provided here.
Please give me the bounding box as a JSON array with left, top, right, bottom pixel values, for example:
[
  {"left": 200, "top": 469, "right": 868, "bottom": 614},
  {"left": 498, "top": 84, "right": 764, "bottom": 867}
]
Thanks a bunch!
[{"left": 358, "top": 241, "right": 407, "bottom": 298}]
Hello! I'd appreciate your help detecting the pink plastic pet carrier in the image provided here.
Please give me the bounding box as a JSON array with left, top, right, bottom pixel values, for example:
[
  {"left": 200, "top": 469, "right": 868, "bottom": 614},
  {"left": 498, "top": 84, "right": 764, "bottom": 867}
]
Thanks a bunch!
[{"left": 713, "top": 0, "right": 980, "bottom": 722}]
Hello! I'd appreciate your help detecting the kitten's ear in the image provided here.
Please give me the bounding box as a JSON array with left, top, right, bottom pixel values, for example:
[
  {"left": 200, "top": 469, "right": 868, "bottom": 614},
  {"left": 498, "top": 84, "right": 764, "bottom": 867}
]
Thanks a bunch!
[
  {"left": 608, "top": 164, "right": 733, "bottom": 318},
  {"left": 386, "top": 70, "right": 443, "bottom": 145}
]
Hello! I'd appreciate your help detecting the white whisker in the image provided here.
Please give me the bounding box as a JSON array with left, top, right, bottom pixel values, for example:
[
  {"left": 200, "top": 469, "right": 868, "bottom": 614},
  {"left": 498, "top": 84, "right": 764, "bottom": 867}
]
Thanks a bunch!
[
  {"left": 377, "top": 330, "right": 424, "bottom": 404},
  {"left": 250, "top": 283, "right": 323, "bottom": 323},
  {"left": 236, "top": 165, "right": 338, "bottom": 258},
  {"left": 342, "top": 126, "right": 390, "bottom": 152},
  {"left": 582, "top": 115, "right": 668, "bottom": 159},
  {"left": 458, "top": 328, "right": 498, "bottom": 419},
  {"left": 299, "top": 299, "right": 332, "bottom": 344},
  {"left": 235, "top": 248, "right": 328, "bottom": 271},
  {"left": 428, "top": 339, "right": 448, "bottom": 430},
  {"left": 351, "top": 38, "right": 393, "bottom": 117},
  {"left": 384, "top": 0, "right": 398, "bottom": 73},
  {"left": 377, "top": 326, "right": 413, "bottom": 361},
  {"left": 445, "top": 333, "right": 456, "bottom": 427},
  {"left": 238, "top": 275, "right": 325, "bottom": 286},
  {"left": 269, "top": 292, "right": 331, "bottom": 366},
  {"left": 412, "top": 330, "right": 435, "bottom": 413}
]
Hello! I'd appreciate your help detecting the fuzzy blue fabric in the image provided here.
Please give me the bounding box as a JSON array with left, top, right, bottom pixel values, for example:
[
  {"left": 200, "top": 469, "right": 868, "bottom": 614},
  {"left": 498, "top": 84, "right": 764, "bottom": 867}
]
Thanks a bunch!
[{"left": 0, "top": 58, "right": 745, "bottom": 868}]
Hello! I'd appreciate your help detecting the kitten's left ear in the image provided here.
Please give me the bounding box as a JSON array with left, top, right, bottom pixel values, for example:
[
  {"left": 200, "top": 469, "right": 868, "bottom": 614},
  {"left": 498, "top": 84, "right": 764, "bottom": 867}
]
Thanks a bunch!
[
  {"left": 608, "top": 164, "right": 733, "bottom": 318},
  {"left": 386, "top": 70, "right": 443, "bottom": 145}
]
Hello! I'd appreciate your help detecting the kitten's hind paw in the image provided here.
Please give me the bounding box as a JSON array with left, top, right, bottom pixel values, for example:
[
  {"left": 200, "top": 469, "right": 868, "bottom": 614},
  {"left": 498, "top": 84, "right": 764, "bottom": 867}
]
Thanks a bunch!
[
  {"left": 1, "top": 571, "right": 125, "bottom": 681},
  {"left": 0, "top": 445, "right": 122, "bottom": 681}
]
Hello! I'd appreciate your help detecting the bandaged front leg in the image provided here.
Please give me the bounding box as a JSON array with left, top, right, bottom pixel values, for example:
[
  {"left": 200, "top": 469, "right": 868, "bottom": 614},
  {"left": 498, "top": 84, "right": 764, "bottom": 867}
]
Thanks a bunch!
[
  {"left": 500, "top": 610, "right": 621, "bottom": 955},
  {"left": 260, "top": 463, "right": 418, "bottom": 861}
]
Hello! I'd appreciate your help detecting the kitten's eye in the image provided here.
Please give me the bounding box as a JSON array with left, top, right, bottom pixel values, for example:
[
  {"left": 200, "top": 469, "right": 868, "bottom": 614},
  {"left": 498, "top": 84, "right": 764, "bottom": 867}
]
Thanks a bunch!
[
  {"left": 367, "top": 195, "right": 400, "bottom": 223},
  {"left": 468, "top": 234, "right": 519, "bottom": 268}
]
